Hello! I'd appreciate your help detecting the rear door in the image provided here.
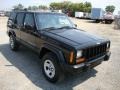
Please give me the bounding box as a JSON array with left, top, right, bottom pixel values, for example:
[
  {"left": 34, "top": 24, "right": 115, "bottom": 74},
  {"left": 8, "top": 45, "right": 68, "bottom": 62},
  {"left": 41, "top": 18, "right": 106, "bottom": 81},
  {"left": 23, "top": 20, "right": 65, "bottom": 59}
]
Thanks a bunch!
[
  {"left": 7, "top": 12, "right": 21, "bottom": 40},
  {"left": 15, "top": 12, "right": 25, "bottom": 40}
]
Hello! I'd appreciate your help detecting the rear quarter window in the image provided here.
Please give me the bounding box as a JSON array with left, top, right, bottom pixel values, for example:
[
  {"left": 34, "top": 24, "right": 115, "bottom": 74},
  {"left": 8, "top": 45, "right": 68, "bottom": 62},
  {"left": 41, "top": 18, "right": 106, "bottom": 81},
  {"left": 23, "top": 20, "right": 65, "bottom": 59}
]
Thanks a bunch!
[
  {"left": 7, "top": 12, "right": 17, "bottom": 26},
  {"left": 9, "top": 12, "right": 17, "bottom": 21}
]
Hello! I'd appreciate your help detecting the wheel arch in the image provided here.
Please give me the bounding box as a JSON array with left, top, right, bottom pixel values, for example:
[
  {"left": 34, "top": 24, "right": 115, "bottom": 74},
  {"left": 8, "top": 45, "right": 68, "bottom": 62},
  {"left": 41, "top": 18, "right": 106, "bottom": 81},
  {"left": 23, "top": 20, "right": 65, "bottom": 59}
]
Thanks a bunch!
[
  {"left": 8, "top": 31, "right": 16, "bottom": 37},
  {"left": 39, "top": 44, "right": 66, "bottom": 65}
]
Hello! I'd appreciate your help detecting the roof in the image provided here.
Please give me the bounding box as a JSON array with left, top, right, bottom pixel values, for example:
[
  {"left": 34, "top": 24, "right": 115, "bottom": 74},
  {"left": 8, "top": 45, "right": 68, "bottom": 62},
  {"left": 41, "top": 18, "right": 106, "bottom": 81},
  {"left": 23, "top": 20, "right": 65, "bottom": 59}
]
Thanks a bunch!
[{"left": 12, "top": 10, "right": 64, "bottom": 15}]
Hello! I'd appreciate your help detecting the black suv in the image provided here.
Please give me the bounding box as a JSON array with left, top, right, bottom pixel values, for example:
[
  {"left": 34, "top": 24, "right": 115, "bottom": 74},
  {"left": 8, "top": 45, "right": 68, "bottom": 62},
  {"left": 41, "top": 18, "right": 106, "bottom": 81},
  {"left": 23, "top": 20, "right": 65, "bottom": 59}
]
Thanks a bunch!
[{"left": 7, "top": 11, "right": 111, "bottom": 83}]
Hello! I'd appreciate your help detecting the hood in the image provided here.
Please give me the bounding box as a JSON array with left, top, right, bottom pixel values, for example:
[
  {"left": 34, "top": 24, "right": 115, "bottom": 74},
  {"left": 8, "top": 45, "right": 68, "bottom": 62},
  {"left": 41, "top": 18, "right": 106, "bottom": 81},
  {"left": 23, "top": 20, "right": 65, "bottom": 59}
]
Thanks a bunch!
[{"left": 43, "top": 29, "right": 105, "bottom": 46}]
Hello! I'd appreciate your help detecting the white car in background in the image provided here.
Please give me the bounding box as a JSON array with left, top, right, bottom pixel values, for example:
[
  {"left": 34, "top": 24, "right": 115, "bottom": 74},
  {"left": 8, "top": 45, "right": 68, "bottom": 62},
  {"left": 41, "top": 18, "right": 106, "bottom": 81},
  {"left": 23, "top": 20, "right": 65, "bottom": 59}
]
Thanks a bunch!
[{"left": 0, "top": 12, "right": 5, "bottom": 16}]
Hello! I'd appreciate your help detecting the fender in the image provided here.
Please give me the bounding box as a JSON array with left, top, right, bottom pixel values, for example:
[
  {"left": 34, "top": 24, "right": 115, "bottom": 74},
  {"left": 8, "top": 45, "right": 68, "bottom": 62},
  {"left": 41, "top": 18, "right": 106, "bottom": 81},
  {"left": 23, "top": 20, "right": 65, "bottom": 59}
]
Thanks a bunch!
[
  {"left": 8, "top": 30, "right": 16, "bottom": 37},
  {"left": 40, "top": 43, "right": 67, "bottom": 66}
]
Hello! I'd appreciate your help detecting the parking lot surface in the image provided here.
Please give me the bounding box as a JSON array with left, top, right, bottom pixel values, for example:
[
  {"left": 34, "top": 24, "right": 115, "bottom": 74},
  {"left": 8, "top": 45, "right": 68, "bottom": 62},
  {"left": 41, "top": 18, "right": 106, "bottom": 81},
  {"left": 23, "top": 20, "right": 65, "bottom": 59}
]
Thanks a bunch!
[{"left": 0, "top": 17, "right": 120, "bottom": 90}]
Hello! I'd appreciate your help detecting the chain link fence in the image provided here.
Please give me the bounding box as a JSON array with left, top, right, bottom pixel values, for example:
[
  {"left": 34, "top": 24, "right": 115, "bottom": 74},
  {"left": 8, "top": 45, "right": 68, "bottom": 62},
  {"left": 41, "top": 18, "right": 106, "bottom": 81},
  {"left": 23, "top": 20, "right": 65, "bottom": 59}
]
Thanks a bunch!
[{"left": 114, "top": 16, "right": 120, "bottom": 30}]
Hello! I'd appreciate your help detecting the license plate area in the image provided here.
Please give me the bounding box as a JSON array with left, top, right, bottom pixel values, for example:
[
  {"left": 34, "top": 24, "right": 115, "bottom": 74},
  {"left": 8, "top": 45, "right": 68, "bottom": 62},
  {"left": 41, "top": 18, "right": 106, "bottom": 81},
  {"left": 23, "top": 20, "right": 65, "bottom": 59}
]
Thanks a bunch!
[{"left": 89, "top": 59, "right": 103, "bottom": 68}]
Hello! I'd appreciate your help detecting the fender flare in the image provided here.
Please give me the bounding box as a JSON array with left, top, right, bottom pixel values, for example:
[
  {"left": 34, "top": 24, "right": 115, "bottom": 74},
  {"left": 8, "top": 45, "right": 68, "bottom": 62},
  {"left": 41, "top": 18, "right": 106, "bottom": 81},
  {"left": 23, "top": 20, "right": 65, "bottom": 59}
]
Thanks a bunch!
[{"left": 40, "top": 44, "right": 66, "bottom": 65}]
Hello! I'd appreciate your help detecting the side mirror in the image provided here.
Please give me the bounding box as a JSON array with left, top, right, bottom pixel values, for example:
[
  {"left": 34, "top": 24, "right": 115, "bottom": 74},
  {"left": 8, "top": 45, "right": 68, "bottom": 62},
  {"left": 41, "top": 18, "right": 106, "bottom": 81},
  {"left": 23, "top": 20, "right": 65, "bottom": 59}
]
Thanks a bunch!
[
  {"left": 74, "top": 24, "right": 77, "bottom": 27},
  {"left": 24, "top": 23, "right": 34, "bottom": 30}
]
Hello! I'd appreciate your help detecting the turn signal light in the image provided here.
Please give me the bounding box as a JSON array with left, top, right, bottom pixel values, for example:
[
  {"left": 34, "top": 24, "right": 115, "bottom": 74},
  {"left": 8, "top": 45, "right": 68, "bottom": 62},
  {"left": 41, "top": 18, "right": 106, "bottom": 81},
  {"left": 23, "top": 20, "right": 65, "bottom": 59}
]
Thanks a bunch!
[
  {"left": 70, "top": 52, "right": 74, "bottom": 63},
  {"left": 76, "top": 58, "right": 85, "bottom": 64},
  {"left": 106, "top": 48, "right": 110, "bottom": 52}
]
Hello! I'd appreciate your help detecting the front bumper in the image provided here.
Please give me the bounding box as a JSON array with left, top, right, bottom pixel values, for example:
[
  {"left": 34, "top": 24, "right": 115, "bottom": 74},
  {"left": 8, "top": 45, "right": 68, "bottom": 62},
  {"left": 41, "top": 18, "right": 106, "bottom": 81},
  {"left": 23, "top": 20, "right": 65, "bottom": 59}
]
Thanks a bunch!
[{"left": 62, "top": 52, "right": 111, "bottom": 73}]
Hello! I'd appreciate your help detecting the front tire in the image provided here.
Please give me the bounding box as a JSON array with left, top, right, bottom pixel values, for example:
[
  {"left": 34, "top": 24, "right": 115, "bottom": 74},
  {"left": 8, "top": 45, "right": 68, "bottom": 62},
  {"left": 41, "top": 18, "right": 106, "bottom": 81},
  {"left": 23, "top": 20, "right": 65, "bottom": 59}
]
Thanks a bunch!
[
  {"left": 9, "top": 35, "right": 19, "bottom": 51},
  {"left": 41, "top": 52, "right": 63, "bottom": 83}
]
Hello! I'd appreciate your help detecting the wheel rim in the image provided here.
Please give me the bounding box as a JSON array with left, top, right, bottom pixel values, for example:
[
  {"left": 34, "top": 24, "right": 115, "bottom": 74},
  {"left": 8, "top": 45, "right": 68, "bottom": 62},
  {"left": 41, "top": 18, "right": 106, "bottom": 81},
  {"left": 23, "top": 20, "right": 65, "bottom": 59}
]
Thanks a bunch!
[
  {"left": 44, "top": 59, "right": 55, "bottom": 78},
  {"left": 10, "top": 36, "right": 14, "bottom": 48}
]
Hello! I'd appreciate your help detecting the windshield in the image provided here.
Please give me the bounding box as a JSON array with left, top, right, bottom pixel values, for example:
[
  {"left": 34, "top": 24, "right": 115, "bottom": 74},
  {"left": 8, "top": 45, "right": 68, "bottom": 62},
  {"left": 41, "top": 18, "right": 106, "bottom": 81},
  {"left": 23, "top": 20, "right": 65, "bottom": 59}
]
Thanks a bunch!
[{"left": 35, "top": 13, "right": 75, "bottom": 30}]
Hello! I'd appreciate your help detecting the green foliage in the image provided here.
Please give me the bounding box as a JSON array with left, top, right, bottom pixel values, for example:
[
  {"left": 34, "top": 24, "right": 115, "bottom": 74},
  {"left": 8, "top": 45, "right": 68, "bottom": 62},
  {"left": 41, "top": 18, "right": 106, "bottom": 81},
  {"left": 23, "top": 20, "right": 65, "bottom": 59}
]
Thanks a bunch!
[
  {"left": 13, "top": 2, "right": 92, "bottom": 16},
  {"left": 13, "top": 4, "right": 24, "bottom": 11},
  {"left": 50, "top": 1, "right": 92, "bottom": 16},
  {"left": 31, "top": 6, "right": 38, "bottom": 10},
  {"left": 27, "top": 5, "right": 48, "bottom": 10},
  {"left": 105, "top": 5, "right": 115, "bottom": 13},
  {"left": 28, "top": 6, "right": 32, "bottom": 10},
  {"left": 38, "top": 5, "right": 48, "bottom": 10},
  {"left": 50, "top": 2, "right": 92, "bottom": 12},
  {"left": 13, "top": 4, "right": 48, "bottom": 11},
  {"left": 50, "top": 1, "right": 70, "bottom": 10},
  {"left": 83, "top": 2, "right": 92, "bottom": 12}
]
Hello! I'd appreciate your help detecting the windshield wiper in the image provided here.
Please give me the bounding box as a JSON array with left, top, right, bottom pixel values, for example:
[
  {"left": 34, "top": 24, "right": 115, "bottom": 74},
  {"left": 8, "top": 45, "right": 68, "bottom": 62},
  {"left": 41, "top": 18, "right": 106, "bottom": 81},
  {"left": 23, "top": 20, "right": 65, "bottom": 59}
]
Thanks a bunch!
[
  {"left": 42, "top": 27, "right": 58, "bottom": 31},
  {"left": 58, "top": 26, "right": 76, "bottom": 29},
  {"left": 42, "top": 26, "right": 76, "bottom": 31}
]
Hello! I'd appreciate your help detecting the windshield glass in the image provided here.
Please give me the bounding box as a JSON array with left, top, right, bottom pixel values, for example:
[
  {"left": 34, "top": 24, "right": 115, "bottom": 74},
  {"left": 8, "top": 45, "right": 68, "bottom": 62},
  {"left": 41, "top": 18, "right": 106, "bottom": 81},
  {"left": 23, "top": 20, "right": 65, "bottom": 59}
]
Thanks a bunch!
[{"left": 35, "top": 13, "right": 75, "bottom": 30}]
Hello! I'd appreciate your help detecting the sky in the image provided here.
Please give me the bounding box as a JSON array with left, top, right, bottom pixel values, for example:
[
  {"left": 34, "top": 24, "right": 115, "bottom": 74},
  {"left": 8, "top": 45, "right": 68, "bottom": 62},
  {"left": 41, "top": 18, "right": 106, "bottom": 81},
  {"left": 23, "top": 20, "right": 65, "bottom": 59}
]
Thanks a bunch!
[{"left": 0, "top": 0, "right": 120, "bottom": 14}]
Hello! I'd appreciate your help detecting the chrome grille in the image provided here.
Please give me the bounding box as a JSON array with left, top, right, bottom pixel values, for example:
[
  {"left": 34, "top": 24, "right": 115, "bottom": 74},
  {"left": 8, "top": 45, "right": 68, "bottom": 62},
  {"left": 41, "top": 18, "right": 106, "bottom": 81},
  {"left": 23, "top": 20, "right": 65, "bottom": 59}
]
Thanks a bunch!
[{"left": 83, "top": 43, "right": 107, "bottom": 60}]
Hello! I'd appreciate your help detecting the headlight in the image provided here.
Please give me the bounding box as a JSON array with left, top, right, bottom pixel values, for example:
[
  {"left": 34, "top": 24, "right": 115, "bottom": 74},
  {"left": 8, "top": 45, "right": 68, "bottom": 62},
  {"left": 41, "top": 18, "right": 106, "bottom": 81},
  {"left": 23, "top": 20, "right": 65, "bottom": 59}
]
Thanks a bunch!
[
  {"left": 107, "top": 43, "right": 109, "bottom": 48},
  {"left": 76, "top": 50, "right": 82, "bottom": 58},
  {"left": 106, "top": 43, "right": 110, "bottom": 51}
]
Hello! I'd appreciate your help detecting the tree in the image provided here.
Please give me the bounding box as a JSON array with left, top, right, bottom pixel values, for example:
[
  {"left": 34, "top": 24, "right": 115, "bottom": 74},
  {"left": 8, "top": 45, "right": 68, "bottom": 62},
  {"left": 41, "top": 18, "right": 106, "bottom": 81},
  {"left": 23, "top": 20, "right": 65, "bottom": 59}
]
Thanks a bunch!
[
  {"left": 50, "top": 2, "right": 91, "bottom": 12},
  {"left": 105, "top": 5, "right": 115, "bottom": 13},
  {"left": 13, "top": 4, "right": 24, "bottom": 11},
  {"left": 27, "top": 6, "right": 38, "bottom": 10},
  {"left": 50, "top": 2, "right": 61, "bottom": 10},
  {"left": 28, "top": 6, "right": 32, "bottom": 10},
  {"left": 83, "top": 2, "right": 92, "bottom": 12},
  {"left": 27, "top": 5, "right": 48, "bottom": 10},
  {"left": 50, "top": 1, "right": 92, "bottom": 17},
  {"left": 61, "top": 1, "right": 72, "bottom": 9},
  {"left": 50, "top": 1, "right": 71, "bottom": 10},
  {"left": 38, "top": 5, "right": 48, "bottom": 10},
  {"left": 31, "top": 6, "right": 38, "bottom": 10}
]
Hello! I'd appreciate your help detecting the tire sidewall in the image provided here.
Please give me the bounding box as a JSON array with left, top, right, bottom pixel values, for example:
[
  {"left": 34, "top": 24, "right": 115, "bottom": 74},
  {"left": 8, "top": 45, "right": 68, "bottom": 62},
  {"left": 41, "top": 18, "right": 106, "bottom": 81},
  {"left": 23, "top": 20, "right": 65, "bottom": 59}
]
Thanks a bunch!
[
  {"left": 9, "top": 35, "right": 18, "bottom": 51},
  {"left": 10, "top": 35, "right": 15, "bottom": 50},
  {"left": 41, "top": 53, "right": 61, "bottom": 83}
]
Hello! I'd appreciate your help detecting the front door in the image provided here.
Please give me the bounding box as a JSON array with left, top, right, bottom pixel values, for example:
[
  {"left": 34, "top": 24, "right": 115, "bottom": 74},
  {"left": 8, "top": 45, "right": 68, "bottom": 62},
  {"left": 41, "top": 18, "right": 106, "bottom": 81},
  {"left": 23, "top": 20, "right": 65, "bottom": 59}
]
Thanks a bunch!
[{"left": 20, "top": 13, "right": 36, "bottom": 50}]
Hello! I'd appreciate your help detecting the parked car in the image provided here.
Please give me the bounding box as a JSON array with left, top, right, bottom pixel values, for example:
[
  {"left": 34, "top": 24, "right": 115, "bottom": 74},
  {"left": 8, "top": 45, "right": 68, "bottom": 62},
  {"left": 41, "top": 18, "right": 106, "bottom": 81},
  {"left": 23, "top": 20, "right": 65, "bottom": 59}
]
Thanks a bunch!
[
  {"left": 7, "top": 11, "right": 111, "bottom": 83},
  {"left": 114, "top": 15, "right": 120, "bottom": 29},
  {"left": 103, "top": 12, "right": 114, "bottom": 24},
  {"left": 5, "top": 11, "right": 11, "bottom": 17},
  {"left": 0, "top": 12, "right": 5, "bottom": 16}
]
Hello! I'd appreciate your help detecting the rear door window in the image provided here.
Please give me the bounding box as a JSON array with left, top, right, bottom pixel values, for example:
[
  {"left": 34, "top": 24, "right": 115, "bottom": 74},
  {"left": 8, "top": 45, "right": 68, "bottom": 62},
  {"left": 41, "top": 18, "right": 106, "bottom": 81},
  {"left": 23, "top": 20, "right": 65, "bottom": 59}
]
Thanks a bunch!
[{"left": 16, "top": 13, "right": 25, "bottom": 27}]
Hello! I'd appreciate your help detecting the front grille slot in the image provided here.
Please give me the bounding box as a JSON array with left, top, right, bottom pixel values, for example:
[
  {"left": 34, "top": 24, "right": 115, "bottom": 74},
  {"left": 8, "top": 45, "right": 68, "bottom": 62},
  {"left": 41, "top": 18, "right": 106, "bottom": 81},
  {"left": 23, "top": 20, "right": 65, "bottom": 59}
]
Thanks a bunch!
[{"left": 83, "top": 43, "right": 107, "bottom": 60}]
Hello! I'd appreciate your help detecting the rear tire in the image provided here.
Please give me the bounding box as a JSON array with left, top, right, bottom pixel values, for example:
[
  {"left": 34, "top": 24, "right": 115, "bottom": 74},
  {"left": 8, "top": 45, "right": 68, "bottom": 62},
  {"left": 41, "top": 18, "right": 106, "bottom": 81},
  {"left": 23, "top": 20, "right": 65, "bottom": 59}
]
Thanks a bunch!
[
  {"left": 9, "top": 35, "right": 19, "bottom": 51},
  {"left": 109, "top": 20, "right": 113, "bottom": 24},
  {"left": 95, "top": 20, "right": 100, "bottom": 23},
  {"left": 105, "top": 20, "right": 113, "bottom": 24},
  {"left": 41, "top": 52, "right": 64, "bottom": 83}
]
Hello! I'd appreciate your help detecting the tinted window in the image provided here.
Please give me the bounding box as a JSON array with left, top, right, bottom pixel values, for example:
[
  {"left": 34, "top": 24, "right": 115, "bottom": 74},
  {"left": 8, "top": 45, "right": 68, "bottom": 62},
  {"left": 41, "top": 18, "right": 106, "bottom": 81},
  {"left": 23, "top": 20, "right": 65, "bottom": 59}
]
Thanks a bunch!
[
  {"left": 9, "top": 12, "right": 17, "bottom": 21},
  {"left": 24, "top": 13, "right": 35, "bottom": 27},
  {"left": 16, "top": 13, "right": 25, "bottom": 26},
  {"left": 36, "top": 13, "right": 74, "bottom": 30}
]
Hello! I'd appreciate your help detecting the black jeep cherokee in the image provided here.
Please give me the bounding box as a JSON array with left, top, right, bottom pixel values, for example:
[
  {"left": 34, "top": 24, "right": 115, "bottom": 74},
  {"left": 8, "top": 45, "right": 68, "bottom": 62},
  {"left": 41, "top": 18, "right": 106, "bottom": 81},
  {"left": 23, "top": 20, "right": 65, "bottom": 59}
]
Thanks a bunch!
[{"left": 7, "top": 11, "right": 111, "bottom": 83}]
